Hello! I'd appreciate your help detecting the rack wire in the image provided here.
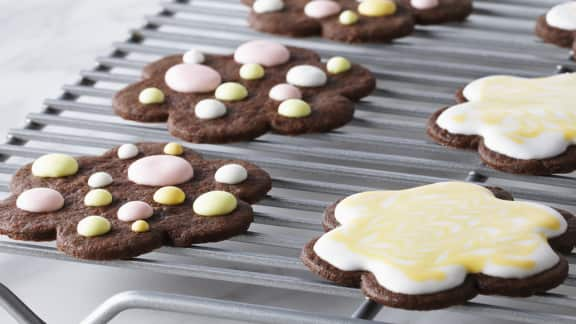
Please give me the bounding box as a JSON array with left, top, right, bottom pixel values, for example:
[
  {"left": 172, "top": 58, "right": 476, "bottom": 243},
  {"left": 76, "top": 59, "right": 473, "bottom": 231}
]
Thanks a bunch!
[{"left": 1, "top": 0, "right": 576, "bottom": 323}]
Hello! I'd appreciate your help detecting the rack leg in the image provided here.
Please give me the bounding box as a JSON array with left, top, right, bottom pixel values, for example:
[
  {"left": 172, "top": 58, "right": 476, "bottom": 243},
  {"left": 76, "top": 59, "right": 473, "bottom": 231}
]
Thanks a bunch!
[{"left": 0, "top": 283, "right": 45, "bottom": 324}]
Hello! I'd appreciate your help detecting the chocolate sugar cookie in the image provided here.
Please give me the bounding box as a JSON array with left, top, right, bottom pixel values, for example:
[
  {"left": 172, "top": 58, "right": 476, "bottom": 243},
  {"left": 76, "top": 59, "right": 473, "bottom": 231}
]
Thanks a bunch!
[
  {"left": 113, "top": 40, "right": 375, "bottom": 143},
  {"left": 241, "top": 0, "right": 415, "bottom": 43},
  {"left": 0, "top": 143, "right": 271, "bottom": 260},
  {"left": 427, "top": 73, "right": 576, "bottom": 175},
  {"left": 535, "top": 2, "right": 576, "bottom": 48},
  {"left": 301, "top": 182, "right": 576, "bottom": 310},
  {"left": 401, "top": 0, "right": 473, "bottom": 25}
]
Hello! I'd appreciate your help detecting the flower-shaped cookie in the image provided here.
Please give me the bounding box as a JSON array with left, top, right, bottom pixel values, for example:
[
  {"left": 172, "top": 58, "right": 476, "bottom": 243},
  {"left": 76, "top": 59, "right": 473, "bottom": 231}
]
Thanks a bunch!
[
  {"left": 301, "top": 182, "right": 576, "bottom": 310},
  {"left": 401, "top": 0, "right": 473, "bottom": 25},
  {"left": 114, "top": 40, "right": 375, "bottom": 143},
  {"left": 535, "top": 2, "right": 576, "bottom": 48},
  {"left": 0, "top": 143, "right": 271, "bottom": 260},
  {"left": 428, "top": 73, "right": 576, "bottom": 175},
  {"left": 241, "top": 0, "right": 414, "bottom": 43}
]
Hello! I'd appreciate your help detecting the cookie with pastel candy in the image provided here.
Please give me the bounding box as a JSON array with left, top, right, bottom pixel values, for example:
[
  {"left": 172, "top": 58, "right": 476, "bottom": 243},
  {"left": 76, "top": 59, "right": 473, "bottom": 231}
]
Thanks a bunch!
[
  {"left": 113, "top": 40, "right": 375, "bottom": 143},
  {"left": 535, "top": 1, "right": 576, "bottom": 48},
  {"left": 0, "top": 143, "right": 271, "bottom": 260},
  {"left": 401, "top": 0, "right": 473, "bottom": 25},
  {"left": 301, "top": 182, "right": 576, "bottom": 310}
]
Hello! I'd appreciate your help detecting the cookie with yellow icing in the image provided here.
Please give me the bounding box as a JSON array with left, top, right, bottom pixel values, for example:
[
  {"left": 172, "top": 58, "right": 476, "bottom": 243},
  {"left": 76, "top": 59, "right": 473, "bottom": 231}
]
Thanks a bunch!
[
  {"left": 428, "top": 73, "right": 576, "bottom": 175},
  {"left": 301, "top": 182, "right": 576, "bottom": 310}
]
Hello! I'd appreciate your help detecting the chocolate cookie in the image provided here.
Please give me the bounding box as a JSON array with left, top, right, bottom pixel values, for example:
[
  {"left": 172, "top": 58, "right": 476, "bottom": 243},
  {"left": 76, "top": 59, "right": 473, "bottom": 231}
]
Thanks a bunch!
[
  {"left": 301, "top": 182, "right": 576, "bottom": 310},
  {"left": 0, "top": 143, "right": 272, "bottom": 260},
  {"left": 401, "top": 0, "right": 473, "bottom": 25},
  {"left": 427, "top": 73, "right": 576, "bottom": 175},
  {"left": 113, "top": 40, "right": 375, "bottom": 143},
  {"left": 241, "top": 0, "right": 415, "bottom": 43},
  {"left": 535, "top": 2, "right": 576, "bottom": 48}
]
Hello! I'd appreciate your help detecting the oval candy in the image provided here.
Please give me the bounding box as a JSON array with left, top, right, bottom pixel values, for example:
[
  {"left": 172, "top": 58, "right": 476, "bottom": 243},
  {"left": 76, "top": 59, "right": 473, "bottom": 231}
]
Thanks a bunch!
[
  {"left": 286, "top": 65, "right": 327, "bottom": 87},
  {"left": 234, "top": 40, "right": 290, "bottom": 67},
  {"left": 77, "top": 216, "right": 111, "bottom": 237},
  {"left": 31, "top": 154, "right": 78, "bottom": 178},
  {"left": 16, "top": 188, "right": 65, "bottom": 213},
  {"left": 153, "top": 186, "right": 186, "bottom": 205},
  {"left": 128, "top": 155, "right": 194, "bottom": 186},
  {"left": 165, "top": 64, "right": 222, "bottom": 93},
  {"left": 214, "top": 164, "right": 248, "bottom": 185},
  {"left": 193, "top": 191, "right": 238, "bottom": 217},
  {"left": 117, "top": 201, "right": 154, "bottom": 222}
]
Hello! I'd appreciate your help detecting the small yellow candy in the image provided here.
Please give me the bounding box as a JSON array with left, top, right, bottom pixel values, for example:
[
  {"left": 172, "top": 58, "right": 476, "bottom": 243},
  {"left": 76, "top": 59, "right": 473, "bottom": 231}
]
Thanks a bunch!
[
  {"left": 163, "top": 142, "right": 184, "bottom": 156},
  {"left": 31, "top": 153, "right": 79, "bottom": 178},
  {"left": 153, "top": 186, "right": 186, "bottom": 205},
  {"left": 215, "top": 82, "right": 248, "bottom": 101},
  {"left": 84, "top": 189, "right": 113, "bottom": 207},
  {"left": 339, "top": 10, "right": 359, "bottom": 25},
  {"left": 193, "top": 191, "right": 238, "bottom": 217},
  {"left": 138, "top": 87, "right": 165, "bottom": 104},
  {"left": 239, "top": 63, "right": 265, "bottom": 80},
  {"left": 358, "top": 0, "right": 397, "bottom": 17},
  {"left": 278, "top": 99, "right": 312, "bottom": 118},
  {"left": 77, "top": 215, "right": 111, "bottom": 237},
  {"left": 327, "top": 57, "right": 352, "bottom": 74},
  {"left": 131, "top": 220, "right": 150, "bottom": 233}
]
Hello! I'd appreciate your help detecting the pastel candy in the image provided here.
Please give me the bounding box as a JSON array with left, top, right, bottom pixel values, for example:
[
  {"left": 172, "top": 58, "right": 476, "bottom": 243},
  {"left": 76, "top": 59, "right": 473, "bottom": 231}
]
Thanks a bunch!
[
  {"left": 214, "top": 164, "right": 248, "bottom": 184},
  {"left": 88, "top": 172, "right": 113, "bottom": 188},
  {"left": 117, "top": 144, "right": 139, "bottom": 160},
  {"left": 286, "top": 65, "right": 327, "bottom": 87},
  {"left": 278, "top": 99, "right": 312, "bottom": 118},
  {"left": 153, "top": 186, "right": 186, "bottom": 205},
  {"left": 77, "top": 215, "right": 111, "bottom": 237},
  {"left": 31, "top": 154, "right": 78, "bottom": 178},
  {"left": 84, "top": 189, "right": 113, "bottom": 207},
  {"left": 131, "top": 220, "right": 150, "bottom": 233},
  {"left": 182, "top": 49, "right": 205, "bottom": 64},
  {"left": 195, "top": 99, "right": 227, "bottom": 120},
  {"left": 138, "top": 87, "right": 165, "bottom": 104},
  {"left": 165, "top": 64, "right": 222, "bottom": 93},
  {"left": 326, "top": 57, "right": 351, "bottom": 74},
  {"left": 234, "top": 40, "right": 290, "bottom": 67},
  {"left": 410, "top": 0, "right": 439, "bottom": 10},
  {"left": 304, "top": 0, "right": 342, "bottom": 19},
  {"left": 358, "top": 0, "right": 397, "bottom": 17},
  {"left": 253, "top": 0, "right": 284, "bottom": 13},
  {"left": 163, "top": 142, "right": 184, "bottom": 156},
  {"left": 128, "top": 155, "right": 194, "bottom": 186},
  {"left": 215, "top": 82, "right": 248, "bottom": 101},
  {"left": 339, "top": 10, "right": 359, "bottom": 25},
  {"left": 269, "top": 83, "right": 302, "bottom": 101},
  {"left": 16, "top": 188, "right": 64, "bottom": 213},
  {"left": 117, "top": 201, "right": 154, "bottom": 222},
  {"left": 193, "top": 191, "right": 238, "bottom": 217},
  {"left": 240, "top": 63, "right": 265, "bottom": 80}
]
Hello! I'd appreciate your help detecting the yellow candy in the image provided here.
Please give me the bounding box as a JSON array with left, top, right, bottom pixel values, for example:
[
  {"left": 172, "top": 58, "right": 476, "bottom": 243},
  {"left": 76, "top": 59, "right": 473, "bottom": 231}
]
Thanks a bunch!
[
  {"left": 163, "top": 142, "right": 184, "bottom": 156},
  {"left": 153, "top": 186, "right": 186, "bottom": 205},
  {"left": 327, "top": 57, "right": 351, "bottom": 74},
  {"left": 131, "top": 220, "right": 150, "bottom": 233},
  {"left": 358, "top": 0, "right": 396, "bottom": 17},
  {"left": 215, "top": 82, "right": 248, "bottom": 101},
  {"left": 339, "top": 10, "right": 359, "bottom": 25},
  {"left": 77, "top": 215, "right": 111, "bottom": 237},
  {"left": 84, "top": 189, "right": 113, "bottom": 207},
  {"left": 138, "top": 87, "right": 165, "bottom": 104},
  {"left": 239, "top": 63, "right": 265, "bottom": 80},
  {"left": 193, "top": 191, "right": 238, "bottom": 217},
  {"left": 278, "top": 99, "right": 312, "bottom": 118},
  {"left": 31, "top": 153, "right": 78, "bottom": 178}
]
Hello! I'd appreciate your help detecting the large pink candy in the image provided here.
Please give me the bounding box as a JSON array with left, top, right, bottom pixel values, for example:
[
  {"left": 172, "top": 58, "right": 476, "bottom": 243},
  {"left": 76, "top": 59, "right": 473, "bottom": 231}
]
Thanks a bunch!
[
  {"left": 164, "top": 64, "right": 222, "bottom": 93},
  {"left": 304, "top": 0, "right": 342, "bottom": 19},
  {"left": 16, "top": 188, "right": 64, "bottom": 213},
  {"left": 411, "top": 0, "right": 439, "bottom": 10},
  {"left": 234, "top": 40, "right": 290, "bottom": 67},
  {"left": 128, "top": 155, "right": 194, "bottom": 186},
  {"left": 269, "top": 83, "right": 302, "bottom": 101},
  {"left": 117, "top": 201, "right": 154, "bottom": 222}
]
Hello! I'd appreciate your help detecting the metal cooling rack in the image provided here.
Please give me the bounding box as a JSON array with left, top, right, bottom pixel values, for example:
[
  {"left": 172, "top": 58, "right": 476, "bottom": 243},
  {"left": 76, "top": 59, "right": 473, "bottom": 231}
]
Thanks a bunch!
[{"left": 1, "top": 0, "right": 576, "bottom": 323}]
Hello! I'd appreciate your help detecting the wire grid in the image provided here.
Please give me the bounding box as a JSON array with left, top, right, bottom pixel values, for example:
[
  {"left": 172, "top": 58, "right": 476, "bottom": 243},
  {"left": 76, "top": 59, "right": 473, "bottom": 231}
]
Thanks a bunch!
[{"left": 1, "top": 0, "right": 576, "bottom": 323}]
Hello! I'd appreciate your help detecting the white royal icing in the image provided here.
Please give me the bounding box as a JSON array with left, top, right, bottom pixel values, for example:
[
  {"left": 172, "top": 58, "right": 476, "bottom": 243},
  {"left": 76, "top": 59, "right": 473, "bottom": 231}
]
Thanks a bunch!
[
  {"left": 286, "top": 65, "right": 327, "bottom": 87},
  {"left": 117, "top": 144, "right": 139, "bottom": 160},
  {"left": 214, "top": 164, "right": 248, "bottom": 184},
  {"left": 88, "top": 172, "right": 113, "bottom": 188},
  {"left": 182, "top": 49, "right": 205, "bottom": 64},
  {"left": 546, "top": 2, "right": 576, "bottom": 31},
  {"left": 195, "top": 99, "right": 227, "bottom": 120},
  {"left": 253, "top": 0, "right": 284, "bottom": 13}
]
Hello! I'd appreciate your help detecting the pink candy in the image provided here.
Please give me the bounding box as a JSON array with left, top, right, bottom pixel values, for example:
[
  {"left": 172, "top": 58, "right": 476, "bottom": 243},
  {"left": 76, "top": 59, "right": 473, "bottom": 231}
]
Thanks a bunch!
[
  {"left": 117, "top": 201, "right": 154, "bottom": 222},
  {"left": 234, "top": 40, "right": 290, "bottom": 67},
  {"left": 128, "top": 155, "right": 194, "bottom": 186},
  {"left": 269, "top": 83, "right": 302, "bottom": 101},
  {"left": 411, "top": 0, "right": 439, "bottom": 10},
  {"left": 16, "top": 188, "right": 64, "bottom": 213},
  {"left": 304, "top": 0, "right": 342, "bottom": 19},
  {"left": 164, "top": 64, "right": 222, "bottom": 93}
]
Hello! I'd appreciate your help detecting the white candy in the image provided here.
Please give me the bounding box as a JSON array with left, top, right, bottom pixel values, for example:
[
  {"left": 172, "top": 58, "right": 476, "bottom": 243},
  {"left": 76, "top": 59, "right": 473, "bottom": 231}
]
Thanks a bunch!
[
  {"left": 546, "top": 2, "right": 576, "bottom": 31},
  {"left": 214, "top": 164, "right": 248, "bottom": 185},
  {"left": 88, "top": 172, "right": 113, "bottom": 188},
  {"left": 117, "top": 144, "right": 139, "bottom": 160},
  {"left": 182, "top": 49, "right": 205, "bottom": 64},
  {"left": 253, "top": 0, "right": 284, "bottom": 13},
  {"left": 195, "top": 99, "right": 227, "bottom": 120},
  {"left": 286, "top": 65, "right": 327, "bottom": 87}
]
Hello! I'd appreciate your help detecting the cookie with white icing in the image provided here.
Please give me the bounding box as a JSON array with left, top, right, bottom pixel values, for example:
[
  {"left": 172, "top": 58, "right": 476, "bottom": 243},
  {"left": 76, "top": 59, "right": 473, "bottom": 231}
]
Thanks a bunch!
[
  {"left": 113, "top": 40, "right": 375, "bottom": 143},
  {"left": 428, "top": 73, "right": 576, "bottom": 175},
  {"left": 0, "top": 143, "right": 271, "bottom": 260},
  {"left": 301, "top": 182, "right": 576, "bottom": 310},
  {"left": 401, "top": 0, "right": 473, "bottom": 25},
  {"left": 535, "top": 2, "right": 576, "bottom": 48}
]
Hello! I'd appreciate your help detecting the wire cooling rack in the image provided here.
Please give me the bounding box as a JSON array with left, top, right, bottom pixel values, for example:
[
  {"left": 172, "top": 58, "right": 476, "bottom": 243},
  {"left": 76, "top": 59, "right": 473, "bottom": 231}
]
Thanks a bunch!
[{"left": 1, "top": 0, "right": 576, "bottom": 323}]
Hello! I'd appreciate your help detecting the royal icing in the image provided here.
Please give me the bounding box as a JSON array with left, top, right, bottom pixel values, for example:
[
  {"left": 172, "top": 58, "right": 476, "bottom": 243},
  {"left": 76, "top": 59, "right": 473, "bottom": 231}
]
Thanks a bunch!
[
  {"left": 88, "top": 172, "right": 113, "bottom": 188},
  {"left": 214, "top": 82, "right": 248, "bottom": 101},
  {"left": 339, "top": 10, "right": 359, "bottom": 25},
  {"left": 326, "top": 57, "right": 351, "bottom": 74},
  {"left": 304, "top": 0, "right": 342, "bottom": 19},
  {"left": 163, "top": 142, "right": 184, "bottom": 156},
  {"left": 286, "top": 65, "right": 327, "bottom": 87},
  {"left": 16, "top": 188, "right": 64, "bottom": 213},
  {"left": 278, "top": 99, "right": 312, "bottom": 118},
  {"left": 314, "top": 182, "right": 566, "bottom": 295},
  {"left": 84, "top": 189, "right": 113, "bottom": 207},
  {"left": 153, "top": 186, "right": 186, "bottom": 205},
  {"left": 358, "top": 0, "right": 397, "bottom": 17},
  {"left": 131, "top": 220, "right": 150, "bottom": 233},
  {"left": 253, "top": 0, "right": 284, "bottom": 13},
  {"left": 31, "top": 154, "right": 78, "bottom": 178},
  {"left": 117, "top": 144, "right": 139, "bottom": 160},
  {"left": 182, "top": 49, "right": 205, "bottom": 64},
  {"left": 214, "top": 164, "right": 248, "bottom": 185},
  {"left": 546, "top": 2, "right": 576, "bottom": 31},
  {"left": 240, "top": 63, "right": 265, "bottom": 80},
  {"left": 234, "top": 40, "right": 290, "bottom": 67},
  {"left": 193, "top": 191, "right": 238, "bottom": 216},
  {"left": 195, "top": 99, "right": 227, "bottom": 120},
  {"left": 410, "top": 0, "right": 439, "bottom": 10},
  {"left": 138, "top": 87, "right": 165, "bottom": 105},
  {"left": 269, "top": 83, "right": 302, "bottom": 101},
  {"left": 164, "top": 64, "right": 222, "bottom": 93},
  {"left": 77, "top": 215, "right": 111, "bottom": 237},
  {"left": 436, "top": 74, "right": 576, "bottom": 160},
  {"left": 117, "top": 201, "right": 154, "bottom": 222},
  {"left": 128, "top": 155, "right": 194, "bottom": 186}
]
